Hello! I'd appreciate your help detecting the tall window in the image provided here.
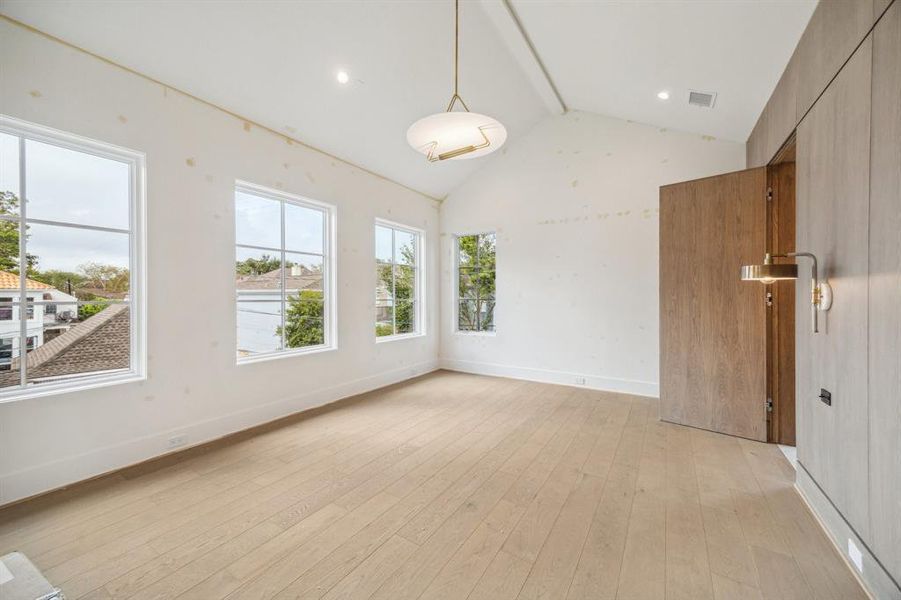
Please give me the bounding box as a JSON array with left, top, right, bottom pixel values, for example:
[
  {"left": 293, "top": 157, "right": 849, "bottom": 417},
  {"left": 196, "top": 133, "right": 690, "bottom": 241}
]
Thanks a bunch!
[
  {"left": 0, "top": 117, "right": 144, "bottom": 397},
  {"left": 375, "top": 221, "right": 423, "bottom": 338},
  {"left": 235, "top": 182, "right": 334, "bottom": 361},
  {"left": 456, "top": 233, "right": 496, "bottom": 332}
]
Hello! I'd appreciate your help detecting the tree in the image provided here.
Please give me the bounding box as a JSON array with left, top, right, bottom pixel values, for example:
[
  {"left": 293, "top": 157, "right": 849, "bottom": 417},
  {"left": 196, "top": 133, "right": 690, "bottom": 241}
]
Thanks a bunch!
[
  {"left": 376, "top": 245, "right": 416, "bottom": 335},
  {"left": 0, "top": 191, "right": 38, "bottom": 272},
  {"left": 236, "top": 254, "right": 280, "bottom": 277},
  {"left": 78, "top": 262, "right": 129, "bottom": 293},
  {"left": 457, "top": 234, "right": 495, "bottom": 331},
  {"left": 279, "top": 290, "right": 324, "bottom": 347},
  {"left": 30, "top": 269, "right": 86, "bottom": 295}
]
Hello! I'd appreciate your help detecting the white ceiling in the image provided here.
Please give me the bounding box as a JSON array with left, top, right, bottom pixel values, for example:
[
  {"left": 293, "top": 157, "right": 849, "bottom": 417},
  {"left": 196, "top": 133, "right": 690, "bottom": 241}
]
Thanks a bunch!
[
  {"left": 510, "top": 0, "right": 816, "bottom": 143},
  {"left": 1, "top": 0, "right": 815, "bottom": 199}
]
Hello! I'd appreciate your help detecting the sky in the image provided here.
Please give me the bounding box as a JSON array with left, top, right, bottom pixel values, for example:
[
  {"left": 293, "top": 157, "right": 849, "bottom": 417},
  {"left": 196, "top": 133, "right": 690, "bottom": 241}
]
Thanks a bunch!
[
  {"left": 0, "top": 132, "right": 130, "bottom": 273},
  {"left": 235, "top": 190, "right": 323, "bottom": 255}
]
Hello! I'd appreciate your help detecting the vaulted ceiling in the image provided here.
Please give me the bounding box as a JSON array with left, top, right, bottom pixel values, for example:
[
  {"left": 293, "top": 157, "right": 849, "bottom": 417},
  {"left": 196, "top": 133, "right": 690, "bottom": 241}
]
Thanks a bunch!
[{"left": 1, "top": 0, "right": 815, "bottom": 199}]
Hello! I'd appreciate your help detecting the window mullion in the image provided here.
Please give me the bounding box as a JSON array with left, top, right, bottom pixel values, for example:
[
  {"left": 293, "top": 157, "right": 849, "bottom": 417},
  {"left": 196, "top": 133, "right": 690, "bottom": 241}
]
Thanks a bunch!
[
  {"left": 280, "top": 200, "right": 287, "bottom": 351},
  {"left": 391, "top": 228, "right": 397, "bottom": 335},
  {"left": 18, "top": 136, "right": 27, "bottom": 388}
]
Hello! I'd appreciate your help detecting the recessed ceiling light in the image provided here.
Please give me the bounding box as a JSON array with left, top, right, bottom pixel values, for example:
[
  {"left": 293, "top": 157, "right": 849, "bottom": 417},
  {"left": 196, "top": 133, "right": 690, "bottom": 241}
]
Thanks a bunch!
[
  {"left": 336, "top": 71, "right": 349, "bottom": 84},
  {"left": 657, "top": 90, "right": 670, "bottom": 100}
]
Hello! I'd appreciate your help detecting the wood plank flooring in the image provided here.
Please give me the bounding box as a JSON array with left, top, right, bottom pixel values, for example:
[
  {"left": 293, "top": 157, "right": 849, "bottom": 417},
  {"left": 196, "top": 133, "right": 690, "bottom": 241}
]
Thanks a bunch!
[{"left": 0, "top": 371, "right": 867, "bottom": 600}]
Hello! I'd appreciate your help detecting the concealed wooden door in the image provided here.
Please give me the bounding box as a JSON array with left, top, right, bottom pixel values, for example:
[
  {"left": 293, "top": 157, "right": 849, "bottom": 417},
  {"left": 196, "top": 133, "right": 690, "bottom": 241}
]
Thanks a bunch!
[{"left": 660, "top": 168, "right": 768, "bottom": 441}]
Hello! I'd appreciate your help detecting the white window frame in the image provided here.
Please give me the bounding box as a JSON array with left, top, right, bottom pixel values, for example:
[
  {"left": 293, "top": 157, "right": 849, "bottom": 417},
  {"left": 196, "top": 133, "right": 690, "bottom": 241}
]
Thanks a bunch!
[
  {"left": 374, "top": 218, "right": 425, "bottom": 343},
  {"left": 0, "top": 115, "right": 147, "bottom": 403},
  {"left": 235, "top": 180, "right": 337, "bottom": 364},
  {"left": 453, "top": 231, "right": 497, "bottom": 336}
]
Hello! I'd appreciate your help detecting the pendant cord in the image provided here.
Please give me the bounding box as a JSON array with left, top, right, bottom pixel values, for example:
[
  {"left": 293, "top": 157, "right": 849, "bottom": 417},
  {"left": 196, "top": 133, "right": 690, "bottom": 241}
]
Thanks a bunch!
[
  {"left": 444, "top": 0, "right": 470, "bottom": 113},
  {"left": 454, "top": 0, "right": 459, "bottom": 97}
]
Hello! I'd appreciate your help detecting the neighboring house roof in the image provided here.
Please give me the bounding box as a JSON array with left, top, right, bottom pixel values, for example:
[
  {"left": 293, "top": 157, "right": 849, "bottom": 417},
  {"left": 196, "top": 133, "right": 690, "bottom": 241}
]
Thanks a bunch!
[
  {"left": 236, "top": 266, "right": 323, "bottom": 291},
  {"left": 0, "top": 270, "right": 54, "bottom": 291},
  {"left": 0, "top": 304, "right": 129, "bottom": 386}
]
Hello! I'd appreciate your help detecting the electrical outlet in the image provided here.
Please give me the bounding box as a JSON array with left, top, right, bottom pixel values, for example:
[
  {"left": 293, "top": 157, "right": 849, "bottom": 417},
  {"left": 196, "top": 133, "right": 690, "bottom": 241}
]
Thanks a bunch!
[
  {"left": 575, "top": 376, "right": 587, "bottom": 385},
  {"left": 848, "top": 538, "right": 863, "bottom": 573},
  {"left": 168, "top": 434, "right": 187, "bottom": 449}
]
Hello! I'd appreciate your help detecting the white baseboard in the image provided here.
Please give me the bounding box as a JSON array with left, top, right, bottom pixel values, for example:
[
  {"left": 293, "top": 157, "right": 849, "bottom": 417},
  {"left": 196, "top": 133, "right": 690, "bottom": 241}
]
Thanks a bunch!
[
  {"left": 439, "top": 358, "right": 659, "bottom": 398},
  {"left": 0, "top": 359, "right": 439, "bottom": 506},
  {"left": 795, "top": 463, "right": 901, "bottom": 600}
]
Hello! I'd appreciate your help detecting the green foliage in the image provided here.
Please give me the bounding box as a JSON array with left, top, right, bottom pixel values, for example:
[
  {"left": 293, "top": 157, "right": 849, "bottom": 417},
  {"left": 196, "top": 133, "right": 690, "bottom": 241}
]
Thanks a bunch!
[
  {"left": 78, "top": 302, "right": 108, "bottom": 320},
  {"left": 30, "top": 270, "right": 85, "bottom": 294},
  {"left": 0, "top": 191, "right": 37, "bottom": 272},
  {"left": 376, "top": 245, "right": 417, "bottom": 336},
  {"left": 236, "top": 254, "right": 280, "bottom": 277},
  {"left": 279, "top": 290, "right": 324, "bottom": 348},
  {"left": 457, "top": 234, "right": 496, "bottom": 331}
]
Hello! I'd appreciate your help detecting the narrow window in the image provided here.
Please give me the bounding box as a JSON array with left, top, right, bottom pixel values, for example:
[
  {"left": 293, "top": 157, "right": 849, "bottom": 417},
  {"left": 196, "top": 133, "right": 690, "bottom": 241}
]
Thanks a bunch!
[
  {"left": 235, "top": 182, "right": 334, "bottom": 361},
  {"left": 375, "top": 221, "right": 423, "bottom": 339},
  {"left": 0, "top": 116, "right": 145, "bottom": 399},
  {"left": 456, "top": 233, "right": 496, "bottom": 332}
]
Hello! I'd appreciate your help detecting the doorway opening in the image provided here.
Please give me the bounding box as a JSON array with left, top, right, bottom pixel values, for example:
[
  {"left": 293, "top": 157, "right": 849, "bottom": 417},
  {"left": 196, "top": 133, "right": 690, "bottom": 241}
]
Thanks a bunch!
[{"left": 766, "top": 136, "right": 796, "bottom": 445}]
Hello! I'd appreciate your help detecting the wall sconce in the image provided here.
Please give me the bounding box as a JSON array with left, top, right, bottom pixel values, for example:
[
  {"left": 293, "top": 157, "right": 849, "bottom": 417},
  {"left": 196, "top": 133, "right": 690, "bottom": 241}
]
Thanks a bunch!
[{"left": 740, "top": 252, "right": 832, "bottom": 333}]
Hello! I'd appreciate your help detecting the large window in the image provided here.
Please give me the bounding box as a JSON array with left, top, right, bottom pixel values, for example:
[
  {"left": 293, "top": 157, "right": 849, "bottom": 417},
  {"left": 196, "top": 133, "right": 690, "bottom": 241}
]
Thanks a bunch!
[
  {"left": 375, "top": 221, "right": 423, "bottom": 339},
  {"left": 0, "top": 116, "right": 144, "bottom": 398},
  {"left": 455, "top": 233, "right": 496, "bottom": 332},
  {"left": 235, "top": 182, "right": 334, "bottom": 361}
]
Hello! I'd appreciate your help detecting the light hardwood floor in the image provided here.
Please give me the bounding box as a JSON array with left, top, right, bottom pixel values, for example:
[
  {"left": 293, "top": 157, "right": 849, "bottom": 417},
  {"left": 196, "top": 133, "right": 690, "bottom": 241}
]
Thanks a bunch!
[{"left": 0, "top": 371, "right": 867, "bottom": 600}]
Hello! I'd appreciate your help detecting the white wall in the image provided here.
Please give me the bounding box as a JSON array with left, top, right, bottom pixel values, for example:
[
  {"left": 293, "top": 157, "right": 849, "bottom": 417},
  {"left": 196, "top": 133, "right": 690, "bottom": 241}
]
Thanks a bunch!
[
  {"left": 439, "top": 111, "right": 745, "bottom": 396},
  {"left": 0, "top": 20, "right": 440, "bottom": 505}
]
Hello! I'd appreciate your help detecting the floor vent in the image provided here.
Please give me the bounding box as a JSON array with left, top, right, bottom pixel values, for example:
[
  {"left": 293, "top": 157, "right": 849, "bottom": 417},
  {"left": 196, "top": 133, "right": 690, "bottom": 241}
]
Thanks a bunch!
[{"left": 688, "top": 90, "right": 717, "bottom": 108}]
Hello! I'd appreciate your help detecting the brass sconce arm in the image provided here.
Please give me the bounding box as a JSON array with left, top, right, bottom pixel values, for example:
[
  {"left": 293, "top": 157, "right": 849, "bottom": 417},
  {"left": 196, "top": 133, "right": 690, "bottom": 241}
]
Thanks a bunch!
[{"left": 771, "top": 252, "right": 827, "bottom": 333}]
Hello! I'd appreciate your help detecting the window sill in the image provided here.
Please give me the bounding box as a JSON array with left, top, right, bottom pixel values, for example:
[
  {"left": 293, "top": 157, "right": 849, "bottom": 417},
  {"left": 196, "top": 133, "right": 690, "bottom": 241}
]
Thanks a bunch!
[
  {"left": 375, "top": 332, "right": 426, "bottom": 344},
  {"left": 237, "top": 344, "right": 337, "bottom": 366},
  {"left": 454, "top": 330, "right": 497, "bottom": 337},
  {"left": 0, "top": 371, "right": 146, "bottom": 404}
]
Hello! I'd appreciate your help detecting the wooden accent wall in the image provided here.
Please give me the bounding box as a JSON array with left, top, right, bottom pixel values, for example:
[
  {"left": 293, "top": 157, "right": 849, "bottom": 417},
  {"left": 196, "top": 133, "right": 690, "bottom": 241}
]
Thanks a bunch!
[
  {"left": 868, "top": 0, "right": 901, "bottom": 581},
  {"left": 747, "top": 0, "right": 901, "bottom": 588},
  {"left": 796, "top": 37, "right": 872, "bottom": 541},
  {"left": 747, "top": 0, "right": 881, "bottom": 168}
]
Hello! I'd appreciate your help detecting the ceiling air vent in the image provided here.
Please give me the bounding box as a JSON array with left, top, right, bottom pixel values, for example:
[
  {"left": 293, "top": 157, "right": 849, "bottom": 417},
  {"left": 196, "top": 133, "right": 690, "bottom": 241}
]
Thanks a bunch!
[{"left": 688, "top": 90, "right": 717, "bottom": 108}]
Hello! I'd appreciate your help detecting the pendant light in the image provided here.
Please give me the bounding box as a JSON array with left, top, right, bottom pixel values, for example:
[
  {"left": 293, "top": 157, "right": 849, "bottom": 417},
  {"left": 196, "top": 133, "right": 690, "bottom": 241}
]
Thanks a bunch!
[{"left": 406, "top": 0, "right": 507, "bottom": 162}]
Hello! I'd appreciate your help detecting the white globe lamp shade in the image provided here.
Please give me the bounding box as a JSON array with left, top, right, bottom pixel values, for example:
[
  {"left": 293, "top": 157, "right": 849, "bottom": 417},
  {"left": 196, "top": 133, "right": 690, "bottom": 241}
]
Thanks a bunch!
[{"left": 407, "top": 111, "right": 507, "bottom": 162}]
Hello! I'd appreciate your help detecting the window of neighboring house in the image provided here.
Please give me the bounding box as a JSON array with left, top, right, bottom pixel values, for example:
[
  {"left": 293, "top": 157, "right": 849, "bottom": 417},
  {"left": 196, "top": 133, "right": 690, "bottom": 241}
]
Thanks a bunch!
[
  {"left": 0, "top": 337, "right": 11, "bottom": 370},
  {"left": 235, "top": 181, "right": 334, "bottom": 362},
  {"left": 375, "top": 221, "right": 423, "bottom": 339},
  {"left": 455, "top": 233, "right": 496, "bottom": 332},
  {"left": 43, "top": 293, "right": 56, "bottom": 315},
  {"left": 0, "top": 117, "right": 145, "bottom": 398}
]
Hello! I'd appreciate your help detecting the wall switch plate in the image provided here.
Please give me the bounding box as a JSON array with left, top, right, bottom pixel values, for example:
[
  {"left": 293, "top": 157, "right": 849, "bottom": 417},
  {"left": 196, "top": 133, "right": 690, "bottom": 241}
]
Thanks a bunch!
[
  {"left": 848, "top": 538, "right": 863, "bottom": 573},
  {"left": 168, "top": 434, "right": 187, "bottom": 449}
]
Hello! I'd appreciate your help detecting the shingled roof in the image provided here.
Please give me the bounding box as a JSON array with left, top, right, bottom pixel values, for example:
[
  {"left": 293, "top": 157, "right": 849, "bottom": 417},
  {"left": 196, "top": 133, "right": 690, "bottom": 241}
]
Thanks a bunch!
[
  {"left": 235, "top": 265, "right": 322, "bottom": 291},
  {"left": 0, "top": 303, "right": 129, "bottom": 386}
]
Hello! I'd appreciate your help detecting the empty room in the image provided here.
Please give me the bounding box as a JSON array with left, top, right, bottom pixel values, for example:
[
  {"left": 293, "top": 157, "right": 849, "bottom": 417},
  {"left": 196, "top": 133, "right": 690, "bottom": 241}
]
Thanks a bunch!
[{"left": 0, "top": 0, "right": 898, "bottom": 599}]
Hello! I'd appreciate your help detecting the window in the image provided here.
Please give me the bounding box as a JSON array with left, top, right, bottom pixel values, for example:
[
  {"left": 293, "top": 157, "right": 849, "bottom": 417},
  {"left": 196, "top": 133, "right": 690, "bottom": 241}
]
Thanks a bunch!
[
  {"left": 235, "top": 181, "right": 334, "bottom": 361},
  {"left": 0, "top": 116, "right": 145, "bottom": 398},
  {"left": 456, "top": 233, "right": 496, "bottom": 332},
  {"left": 375, "top": 221, "right": 423, "bottom": 339}
]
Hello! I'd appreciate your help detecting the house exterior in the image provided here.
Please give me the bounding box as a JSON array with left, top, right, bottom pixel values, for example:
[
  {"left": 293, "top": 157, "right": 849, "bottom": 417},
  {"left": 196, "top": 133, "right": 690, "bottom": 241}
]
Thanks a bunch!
[
  {"left": 235, "top": 264, "right": 322, "bottom": 355},
  {"left": 0, "top": 271, "right": 78, "bottom": 370}
]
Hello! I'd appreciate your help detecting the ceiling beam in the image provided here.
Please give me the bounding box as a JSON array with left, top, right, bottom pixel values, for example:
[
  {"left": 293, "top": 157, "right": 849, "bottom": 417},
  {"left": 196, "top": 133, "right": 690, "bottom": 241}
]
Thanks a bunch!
[{"left": 480, "top": 0, "right": 567, "bottom": 114}]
